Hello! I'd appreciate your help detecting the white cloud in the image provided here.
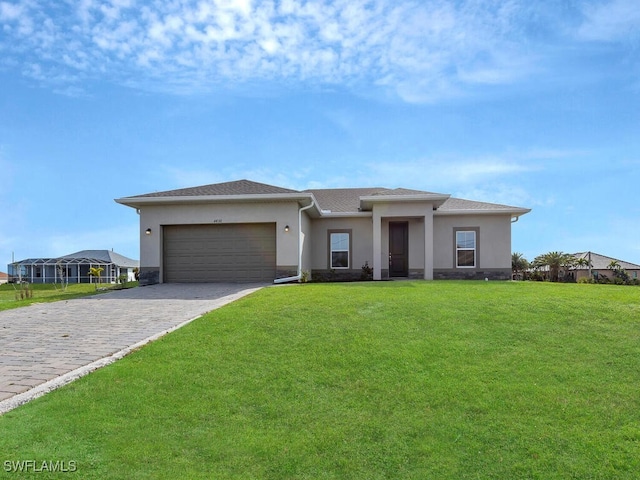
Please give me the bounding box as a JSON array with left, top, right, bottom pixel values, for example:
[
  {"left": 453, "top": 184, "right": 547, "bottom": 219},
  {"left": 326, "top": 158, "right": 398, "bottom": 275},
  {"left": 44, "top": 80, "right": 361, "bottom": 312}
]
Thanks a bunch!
[
  {"left": 577, "top": 0, "right": 640, "bottom": 42},
  {"left": 453, "top": 184, "right": 553, "bottom": 209},
  {"left": 0, "top": 0, "right": 558, "bottom": 101},
  {"left": 0, "top": 1, "right": 23, "bottom": 20},
  {"left": 365, "top": 154, "right": 536, "bottom": 191},
  {"left": 1, "top": 1, "right": 636, "bottom": 101}
]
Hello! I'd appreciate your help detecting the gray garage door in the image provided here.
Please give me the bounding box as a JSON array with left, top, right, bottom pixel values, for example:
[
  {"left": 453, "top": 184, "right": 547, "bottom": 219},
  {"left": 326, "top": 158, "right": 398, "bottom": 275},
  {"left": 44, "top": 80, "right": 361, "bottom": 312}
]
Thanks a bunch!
[{"left": 163, "top": 223, "right": 276, "bottom": 283}]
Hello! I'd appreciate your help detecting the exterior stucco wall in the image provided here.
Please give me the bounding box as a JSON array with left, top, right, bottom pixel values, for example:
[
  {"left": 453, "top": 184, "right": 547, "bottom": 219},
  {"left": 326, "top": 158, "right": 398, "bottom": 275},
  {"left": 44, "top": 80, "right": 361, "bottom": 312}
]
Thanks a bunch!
[
  {"left": 574, "top": 268, "right": 640, "bottom": 282},
  {"left": 433, "top": 214, "right": 512, "bottom": 278},
  {"left": 138, "top": 201, "right": 300, "bottom": 282},
  {"left": 135, "top": 199, "right": 517, "bottom": 283},
  {"left": 309, "top": 217, "right": 373, "bottom": 276}
]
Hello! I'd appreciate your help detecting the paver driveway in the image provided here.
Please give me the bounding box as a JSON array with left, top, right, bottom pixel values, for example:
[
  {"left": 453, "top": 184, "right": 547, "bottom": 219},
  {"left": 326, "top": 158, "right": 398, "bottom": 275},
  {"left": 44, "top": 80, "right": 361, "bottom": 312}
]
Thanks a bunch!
[{"left": 0, "top": 283, "right": 264, "bottom": 413}]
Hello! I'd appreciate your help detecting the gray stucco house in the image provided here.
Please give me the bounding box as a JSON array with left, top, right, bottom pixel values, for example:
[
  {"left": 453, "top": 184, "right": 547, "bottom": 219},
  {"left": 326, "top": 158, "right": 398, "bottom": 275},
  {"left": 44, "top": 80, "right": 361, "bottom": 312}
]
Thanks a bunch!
[{"left": 116, "top": 179, "right": 530, "bottom": 285}]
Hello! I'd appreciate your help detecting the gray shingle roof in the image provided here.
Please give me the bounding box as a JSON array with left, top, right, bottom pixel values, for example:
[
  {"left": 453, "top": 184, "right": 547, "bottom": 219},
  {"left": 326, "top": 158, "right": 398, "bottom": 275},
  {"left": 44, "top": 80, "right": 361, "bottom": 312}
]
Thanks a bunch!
[
  {"left": 59, "top": 250, "right": 139, "bottom": 267},
  {"left": 130, "top": 179, "right": 298, "bottom": 198},
  {"left": 304, "top": 187, "right": 440, "bottom": 212},
  {"left": 120, "top": 179, "right": 528, "bottom": 215},
  {"left": 13, "top": 251, "right": 139, "bottom": 267},
  {"left": 438, "top": 197, "right": 528, "bottom": 212}
]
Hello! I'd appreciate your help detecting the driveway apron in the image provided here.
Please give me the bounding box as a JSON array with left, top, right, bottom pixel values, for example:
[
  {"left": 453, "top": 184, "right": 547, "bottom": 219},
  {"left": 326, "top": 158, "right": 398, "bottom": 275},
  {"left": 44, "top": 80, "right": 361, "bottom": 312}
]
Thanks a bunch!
[{"left": 0, "top": 283, "right": 264, "bottom": 414}]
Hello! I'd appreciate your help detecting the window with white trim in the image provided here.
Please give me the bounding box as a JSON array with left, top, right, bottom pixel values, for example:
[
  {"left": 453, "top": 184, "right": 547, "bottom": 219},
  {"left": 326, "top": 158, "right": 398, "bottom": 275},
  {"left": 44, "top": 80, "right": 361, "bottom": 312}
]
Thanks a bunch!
[
  {"left": 330, "top": 232, "right": 350, "bottom": 269},
  {"left": 456, "top": 230, "right": 476, "bottom": 268}
]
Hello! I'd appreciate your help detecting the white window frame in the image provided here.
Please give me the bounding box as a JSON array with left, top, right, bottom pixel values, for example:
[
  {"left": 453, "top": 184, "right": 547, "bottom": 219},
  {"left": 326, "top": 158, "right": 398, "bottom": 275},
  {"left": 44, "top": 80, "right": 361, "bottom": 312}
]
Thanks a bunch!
[
  {"left": 455, "top": 230, "right": 477, "bottom": 268},
  {"left": 329, "top": 231, "right": 351, "bottom": 269}
]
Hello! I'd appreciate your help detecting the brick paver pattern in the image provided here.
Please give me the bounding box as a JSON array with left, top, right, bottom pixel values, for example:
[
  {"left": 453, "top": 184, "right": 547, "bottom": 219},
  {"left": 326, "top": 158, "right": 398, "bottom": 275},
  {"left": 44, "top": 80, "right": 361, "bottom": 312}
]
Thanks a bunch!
[{"left": 0, "top": 284, "right": 263, "bottom": 402}]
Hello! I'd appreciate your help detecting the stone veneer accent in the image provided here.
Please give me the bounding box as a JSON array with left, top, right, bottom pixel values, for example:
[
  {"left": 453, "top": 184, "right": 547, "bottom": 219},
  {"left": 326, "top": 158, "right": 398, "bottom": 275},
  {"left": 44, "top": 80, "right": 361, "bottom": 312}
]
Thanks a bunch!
[
  {"left": 311, "top": 269, "right": 368, "bottom": 282},
  {"left": 139, "top": 268, "right": 160, "bottom": 286},
  {"left": 275, "top": 268, "right": 298, "bottom": 280},
  {"left": 433, "top": 269, "right": 511, "bottom": 280}
]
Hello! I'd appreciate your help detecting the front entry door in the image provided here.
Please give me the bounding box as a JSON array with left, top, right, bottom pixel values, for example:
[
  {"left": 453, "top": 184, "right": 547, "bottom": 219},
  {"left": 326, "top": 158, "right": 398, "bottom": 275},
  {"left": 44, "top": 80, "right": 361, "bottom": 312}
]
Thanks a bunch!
[{"left": 389, "top": 222, "right": 409, "bottom": 277}]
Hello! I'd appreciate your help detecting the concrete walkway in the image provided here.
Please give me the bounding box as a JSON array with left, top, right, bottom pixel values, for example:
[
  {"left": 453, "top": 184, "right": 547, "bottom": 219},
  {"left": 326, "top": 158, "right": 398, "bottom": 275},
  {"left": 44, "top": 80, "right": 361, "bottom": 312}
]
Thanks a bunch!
[{"left": 0, "top": 283, "right": 264, "bottom": 414}]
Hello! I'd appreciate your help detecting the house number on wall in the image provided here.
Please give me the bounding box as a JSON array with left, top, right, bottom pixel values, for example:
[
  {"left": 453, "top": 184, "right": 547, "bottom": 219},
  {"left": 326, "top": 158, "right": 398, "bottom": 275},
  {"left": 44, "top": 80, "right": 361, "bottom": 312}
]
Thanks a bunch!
[{"left": 212, "top": 219, "right": 223, "bottom": 223}]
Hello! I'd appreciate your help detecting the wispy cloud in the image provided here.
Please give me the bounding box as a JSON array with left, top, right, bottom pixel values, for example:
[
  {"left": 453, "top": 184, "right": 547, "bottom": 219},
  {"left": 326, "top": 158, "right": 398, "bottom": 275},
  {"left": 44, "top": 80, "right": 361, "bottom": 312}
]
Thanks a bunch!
[
  {"left": 0, "top": 0, "right": 571, "bottom": 101},
  {"left": 161, "top": 165, "right": 315, "bottom": 192},
  {"left": 576, "top": 0, "right": 640, "bottom": 42},
  {"left": 364, "top": 154, "right": 537, "bottom": 191}
]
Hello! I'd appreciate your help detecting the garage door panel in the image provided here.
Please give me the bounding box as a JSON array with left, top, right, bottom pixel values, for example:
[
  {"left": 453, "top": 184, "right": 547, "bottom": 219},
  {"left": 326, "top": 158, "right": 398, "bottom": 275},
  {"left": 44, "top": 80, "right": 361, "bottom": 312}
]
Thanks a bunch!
[{"left": 163, "top": 224, "right": 276, "bottom": 283}]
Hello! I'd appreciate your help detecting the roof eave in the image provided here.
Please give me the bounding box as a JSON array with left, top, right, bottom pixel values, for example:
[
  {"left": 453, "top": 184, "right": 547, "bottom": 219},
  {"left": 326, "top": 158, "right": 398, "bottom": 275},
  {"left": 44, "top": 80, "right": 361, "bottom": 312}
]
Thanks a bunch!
[
  {"left": 115, "top": 193, "right": 316, "bottom": 209},
  {"left": 318, "top": 211, "right": 373, "bottom": 218},
  {"left": 434, "top": 208, "right": 532, "bottom": 216}
]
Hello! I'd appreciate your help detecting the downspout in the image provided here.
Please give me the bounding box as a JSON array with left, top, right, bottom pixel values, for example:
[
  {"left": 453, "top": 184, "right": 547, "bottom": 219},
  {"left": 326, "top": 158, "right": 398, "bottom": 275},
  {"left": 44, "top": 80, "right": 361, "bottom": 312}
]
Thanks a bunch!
[{"left": 274, "top": 199, "right": 315, "bottom": 284}]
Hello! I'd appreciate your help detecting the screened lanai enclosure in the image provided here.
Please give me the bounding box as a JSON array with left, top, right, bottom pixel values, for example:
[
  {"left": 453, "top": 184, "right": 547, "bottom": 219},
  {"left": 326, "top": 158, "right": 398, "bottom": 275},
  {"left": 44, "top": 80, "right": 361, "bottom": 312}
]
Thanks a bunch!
[{"left": 8, "top": 250, "right": 139, "bottom": 284}]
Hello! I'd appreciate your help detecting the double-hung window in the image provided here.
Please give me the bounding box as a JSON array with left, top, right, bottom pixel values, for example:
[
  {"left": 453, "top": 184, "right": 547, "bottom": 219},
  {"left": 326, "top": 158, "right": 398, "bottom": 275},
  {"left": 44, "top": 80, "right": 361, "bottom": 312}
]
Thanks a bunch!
[
  {"left": 456, "top": 230, "right": 476, "bottom": 268},
  {"left": 329, "top": 231, "right": 350, "bottom": 269}
]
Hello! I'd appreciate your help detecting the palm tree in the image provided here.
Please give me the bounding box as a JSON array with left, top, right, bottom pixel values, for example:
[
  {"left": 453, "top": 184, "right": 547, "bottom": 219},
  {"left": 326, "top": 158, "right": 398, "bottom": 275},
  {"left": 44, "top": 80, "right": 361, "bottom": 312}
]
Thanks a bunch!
[
  {"left": 574, "top": 256, "right": 592, "bottom": 281},
  {"left": 511, "top": 252, "right": 529, "bottom": 280},
  {"left": 533, "top": 251, "right": 575, "bottom": 282},
  {"left": 575, "top": 257, "right": 591, "bottom": 269},
  {"left": 88, "top": 266, "right": 104, "bottom": 285},
  {"left": 607, "top": 260, "right": 629, "bottom": 283}
]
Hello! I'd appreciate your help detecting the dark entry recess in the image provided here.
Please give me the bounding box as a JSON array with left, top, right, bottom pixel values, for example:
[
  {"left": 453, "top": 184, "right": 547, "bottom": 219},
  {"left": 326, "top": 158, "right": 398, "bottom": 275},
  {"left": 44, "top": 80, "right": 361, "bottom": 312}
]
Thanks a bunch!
[{"left": 389, "top": 221, "right": 409, "bottom": 277}]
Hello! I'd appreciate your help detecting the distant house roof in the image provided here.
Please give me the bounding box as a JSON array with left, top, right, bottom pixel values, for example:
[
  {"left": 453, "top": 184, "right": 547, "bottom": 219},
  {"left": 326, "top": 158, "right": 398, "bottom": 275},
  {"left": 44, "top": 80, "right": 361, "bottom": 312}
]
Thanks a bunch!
[
  {"left": 573, "top": 252, "right": 640, "bottom": 270},
  {"left": 0, "top": 272, "right": 8, "bottom": 280},
  {"left": 58, "top": 250, "right": 139, "bottom": 268},
  {"left": 12, "top": 250, "right": 138, "bottom": 267},
  {"left": 117, "top": 179, "right": 530, "bottom": 217}
]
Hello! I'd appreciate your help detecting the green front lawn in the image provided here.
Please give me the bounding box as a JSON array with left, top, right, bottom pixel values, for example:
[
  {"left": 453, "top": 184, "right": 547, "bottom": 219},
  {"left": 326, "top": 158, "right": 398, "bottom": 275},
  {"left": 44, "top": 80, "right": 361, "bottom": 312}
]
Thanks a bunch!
[
  {"left": 0, "top": 281, "right": 639, "bottom": 478},
  {"left": 0, "top": 282, "right": 138, "bottom": 312}
]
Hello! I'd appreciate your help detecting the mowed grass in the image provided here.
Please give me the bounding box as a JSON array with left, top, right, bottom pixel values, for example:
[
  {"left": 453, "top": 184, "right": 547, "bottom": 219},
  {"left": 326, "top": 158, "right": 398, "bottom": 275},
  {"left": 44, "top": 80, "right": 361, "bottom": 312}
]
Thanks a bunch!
[
  {"left": 0, "top": 283, "right": 101, "bottom": 311},
  {"left": 0, "top": 281, "right": 639, "bottom": 479},
  {"left": 0, "top": 283, "right": 138, "bottom": 312}
]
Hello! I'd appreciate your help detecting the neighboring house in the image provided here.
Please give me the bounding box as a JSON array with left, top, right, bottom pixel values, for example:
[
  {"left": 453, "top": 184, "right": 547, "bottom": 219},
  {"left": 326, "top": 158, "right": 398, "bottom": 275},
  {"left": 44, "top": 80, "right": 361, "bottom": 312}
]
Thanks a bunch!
[
  {"left": 0, "top": 271, "right": 8, "bottom": 285},
  {"left": 115, "top": 179, "right": 530, "bottom": 285},
  {"left": 570, "top": 251, "right": 640, "bottom": 282},
  {"left": 8, "top": 250, "right": 139, "bottom": 284}
]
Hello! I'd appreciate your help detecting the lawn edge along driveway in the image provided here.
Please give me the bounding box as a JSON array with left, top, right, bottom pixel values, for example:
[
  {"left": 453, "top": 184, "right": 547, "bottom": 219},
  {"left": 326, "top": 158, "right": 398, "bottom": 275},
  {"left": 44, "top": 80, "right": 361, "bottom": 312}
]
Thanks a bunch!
[{"left": 0, "top": 283, "right": 264, "bottom": 414}]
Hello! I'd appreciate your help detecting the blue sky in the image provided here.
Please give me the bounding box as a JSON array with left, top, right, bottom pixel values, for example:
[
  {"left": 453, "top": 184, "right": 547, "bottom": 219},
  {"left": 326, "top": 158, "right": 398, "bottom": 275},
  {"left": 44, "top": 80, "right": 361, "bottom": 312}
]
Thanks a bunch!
[{"left": 1, "top": 0, "right": 639, "bottom": 268}]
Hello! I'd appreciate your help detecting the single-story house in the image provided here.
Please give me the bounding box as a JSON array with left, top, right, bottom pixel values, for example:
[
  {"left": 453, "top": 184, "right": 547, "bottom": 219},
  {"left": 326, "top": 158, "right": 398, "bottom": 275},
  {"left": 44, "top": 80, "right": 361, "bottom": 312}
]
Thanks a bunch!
[
  {"left": 8, "top": 250, "right": 139, "bottom": 284},
  {"left": 115, "top": 179, "right": 530, "bottom": 285},
  {"left": 570, "top": 251, "right": 640, "bottom": 282},
  {"left": 0, "top": 271, "right": 8, "bottom": 285}
]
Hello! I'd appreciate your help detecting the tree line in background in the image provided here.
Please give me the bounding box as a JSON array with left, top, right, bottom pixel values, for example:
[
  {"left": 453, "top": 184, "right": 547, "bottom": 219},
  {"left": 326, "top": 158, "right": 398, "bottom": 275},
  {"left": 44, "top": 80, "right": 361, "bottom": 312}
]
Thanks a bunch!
[{"left": 512, "top": 251, "right": 639, "bottom": 285}]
